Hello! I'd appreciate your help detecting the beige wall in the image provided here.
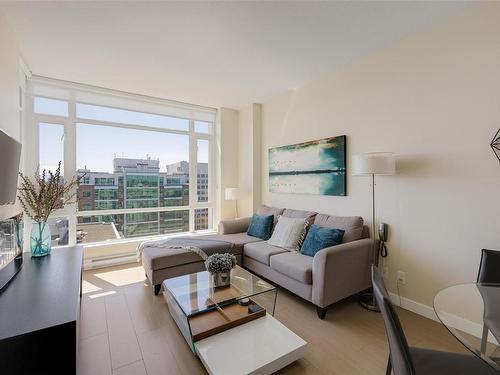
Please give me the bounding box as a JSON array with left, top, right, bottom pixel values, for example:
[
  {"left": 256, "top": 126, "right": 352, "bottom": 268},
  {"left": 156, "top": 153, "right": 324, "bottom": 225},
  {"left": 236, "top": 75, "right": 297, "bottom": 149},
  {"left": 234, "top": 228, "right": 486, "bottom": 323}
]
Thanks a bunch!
[
  {"left": 217, "top": 108, "right": 239, "bottom": 220},
  {"left": 238, "top": 105, "right": 253, "bottom": 216},
  {"left": 259, "top": 3, "right": 500, "bottom": 307},
  {"left": 238, "top": 103, "right": 262, "bottom": 217},
  {"left": 0, "top": 13, "right": 23, "bottom": 220}
]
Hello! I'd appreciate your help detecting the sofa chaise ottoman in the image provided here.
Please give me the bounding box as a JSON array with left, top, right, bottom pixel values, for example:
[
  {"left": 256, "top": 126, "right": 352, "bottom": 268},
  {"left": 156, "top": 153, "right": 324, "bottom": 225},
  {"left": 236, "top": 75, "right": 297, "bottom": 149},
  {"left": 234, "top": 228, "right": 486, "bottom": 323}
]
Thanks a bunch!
[{"left": 141, "top": 220, "right": 261, "bottom": 295}]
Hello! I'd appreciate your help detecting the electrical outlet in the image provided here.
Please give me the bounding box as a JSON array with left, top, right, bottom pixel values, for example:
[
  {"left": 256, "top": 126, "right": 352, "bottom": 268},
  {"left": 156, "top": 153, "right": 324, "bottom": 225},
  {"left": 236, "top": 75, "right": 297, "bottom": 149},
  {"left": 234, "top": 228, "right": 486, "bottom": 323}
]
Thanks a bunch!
[{"left": 397, "top": 271, "right": 406, "bottom": 285}]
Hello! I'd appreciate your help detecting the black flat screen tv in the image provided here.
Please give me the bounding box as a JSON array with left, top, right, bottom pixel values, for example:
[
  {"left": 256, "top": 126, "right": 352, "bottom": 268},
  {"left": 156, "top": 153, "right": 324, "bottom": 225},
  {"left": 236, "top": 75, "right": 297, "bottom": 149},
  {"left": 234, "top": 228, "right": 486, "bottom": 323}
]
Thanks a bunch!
[
  {"left": 0, "top": 129, "right": 23, "bottom": 293},
  {"left": 0, "top": 129, "right": 22, "bottom": 206}
]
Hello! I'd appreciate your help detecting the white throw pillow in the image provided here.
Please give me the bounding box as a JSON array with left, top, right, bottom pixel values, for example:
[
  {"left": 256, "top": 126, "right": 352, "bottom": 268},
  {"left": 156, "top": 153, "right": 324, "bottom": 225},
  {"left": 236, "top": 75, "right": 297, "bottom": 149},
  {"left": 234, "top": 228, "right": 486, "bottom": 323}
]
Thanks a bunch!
[{"left": 267, "top": 216, "right": 307, "bottom": 251}]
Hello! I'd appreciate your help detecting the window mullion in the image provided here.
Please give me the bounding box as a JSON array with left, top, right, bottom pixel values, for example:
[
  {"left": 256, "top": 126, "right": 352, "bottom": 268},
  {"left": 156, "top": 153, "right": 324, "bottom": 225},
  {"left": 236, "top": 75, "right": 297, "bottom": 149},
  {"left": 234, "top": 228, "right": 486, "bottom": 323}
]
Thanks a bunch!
[
  {"left": 66, "top": 102, "right": 77, "bottom": 246},
  {"left": 76, "top": 118, "right": 190, "bottom": 136},
  {"left": 189, "top": 119, "right": 196, "bottom": 232},
  {"left": 22, "top": 95, "right": 36, "bottom": 250}
]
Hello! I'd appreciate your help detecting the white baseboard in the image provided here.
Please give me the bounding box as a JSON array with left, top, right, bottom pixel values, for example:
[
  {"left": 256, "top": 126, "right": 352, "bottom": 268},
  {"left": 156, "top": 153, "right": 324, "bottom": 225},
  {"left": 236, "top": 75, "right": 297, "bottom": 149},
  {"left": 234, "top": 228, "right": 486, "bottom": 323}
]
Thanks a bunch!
[
  {"left": 388, "top": 291, "right": 498, "bottom": 345},
  {"left": 388, "top": 292, "right": 439, "bottom": 322}
]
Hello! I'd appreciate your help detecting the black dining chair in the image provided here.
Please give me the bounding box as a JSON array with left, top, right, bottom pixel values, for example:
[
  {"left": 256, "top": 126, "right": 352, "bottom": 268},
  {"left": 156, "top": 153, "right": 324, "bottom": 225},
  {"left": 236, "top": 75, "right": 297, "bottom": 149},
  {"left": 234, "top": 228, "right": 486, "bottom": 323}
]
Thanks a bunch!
[
  {"left": 372, "top": 265, "right": 497, "bottom": 375},
  {"left": 477, "top": 249, "right": 500, "bottom": 353},
  {"left": 478, "top": 249, "right": 500, "bottom": 284}
]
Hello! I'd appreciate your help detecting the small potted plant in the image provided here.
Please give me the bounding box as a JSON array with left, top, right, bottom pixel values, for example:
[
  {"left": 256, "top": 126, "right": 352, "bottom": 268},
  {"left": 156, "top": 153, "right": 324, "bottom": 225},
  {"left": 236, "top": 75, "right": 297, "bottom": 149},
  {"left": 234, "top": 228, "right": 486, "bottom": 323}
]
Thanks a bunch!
[
  {"left": 205, "top": 253, "right": 236, "bottom": 287},
  {"left": 18, "top": 162, "right": 82, "bottom": 257}
]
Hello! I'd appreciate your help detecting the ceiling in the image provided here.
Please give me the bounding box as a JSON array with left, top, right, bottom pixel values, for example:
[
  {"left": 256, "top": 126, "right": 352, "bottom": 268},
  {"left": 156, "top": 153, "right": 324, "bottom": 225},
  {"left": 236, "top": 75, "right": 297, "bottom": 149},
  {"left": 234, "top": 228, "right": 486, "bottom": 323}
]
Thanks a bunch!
[{"left": 1, "top": 1, "right": 470, "bottom": 109}]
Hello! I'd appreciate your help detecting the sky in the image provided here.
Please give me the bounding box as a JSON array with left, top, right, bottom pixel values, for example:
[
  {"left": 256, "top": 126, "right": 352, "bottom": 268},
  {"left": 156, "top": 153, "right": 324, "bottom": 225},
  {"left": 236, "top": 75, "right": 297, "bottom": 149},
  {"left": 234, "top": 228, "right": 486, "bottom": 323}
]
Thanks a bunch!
[{"left": 36, "top": 98, "right": 209, "bottom": 174}]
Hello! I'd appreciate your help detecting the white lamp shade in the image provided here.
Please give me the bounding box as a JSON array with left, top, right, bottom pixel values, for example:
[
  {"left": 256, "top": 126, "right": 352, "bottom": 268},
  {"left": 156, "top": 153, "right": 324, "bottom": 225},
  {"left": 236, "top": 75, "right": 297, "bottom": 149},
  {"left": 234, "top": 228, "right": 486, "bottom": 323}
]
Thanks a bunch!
[
  {"left": 225, "top": 187, "right": 243, "bottom": 200},
  {"left": 352, "top": 152, "right": 396, "bottom": 176}
]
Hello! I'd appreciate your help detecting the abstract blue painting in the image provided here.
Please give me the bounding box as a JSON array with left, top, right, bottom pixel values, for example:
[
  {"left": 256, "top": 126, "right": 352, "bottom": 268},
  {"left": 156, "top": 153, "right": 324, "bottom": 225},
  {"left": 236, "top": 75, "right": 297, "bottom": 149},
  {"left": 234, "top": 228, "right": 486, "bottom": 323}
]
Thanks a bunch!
[{"left": 269, "top": 135, "right": 346, "bottom": 196}]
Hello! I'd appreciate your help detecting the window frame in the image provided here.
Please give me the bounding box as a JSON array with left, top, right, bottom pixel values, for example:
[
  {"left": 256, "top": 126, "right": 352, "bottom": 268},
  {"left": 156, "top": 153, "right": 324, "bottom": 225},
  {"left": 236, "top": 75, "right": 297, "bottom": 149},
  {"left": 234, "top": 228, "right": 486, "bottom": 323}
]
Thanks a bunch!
[{"left": 28, "top": 89, "right": 216, "bottom": 247}]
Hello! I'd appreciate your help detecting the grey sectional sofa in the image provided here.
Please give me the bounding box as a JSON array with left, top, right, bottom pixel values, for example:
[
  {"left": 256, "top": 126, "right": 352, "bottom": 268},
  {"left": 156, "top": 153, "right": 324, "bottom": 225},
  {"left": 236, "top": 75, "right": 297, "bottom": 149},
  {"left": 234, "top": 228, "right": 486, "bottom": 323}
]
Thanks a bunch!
[
  {"left": 141, "top": 205, "right": 376, "bottom": 319},
  {"left": 223, "top": 205, "right": 376, "bottom": 318}
]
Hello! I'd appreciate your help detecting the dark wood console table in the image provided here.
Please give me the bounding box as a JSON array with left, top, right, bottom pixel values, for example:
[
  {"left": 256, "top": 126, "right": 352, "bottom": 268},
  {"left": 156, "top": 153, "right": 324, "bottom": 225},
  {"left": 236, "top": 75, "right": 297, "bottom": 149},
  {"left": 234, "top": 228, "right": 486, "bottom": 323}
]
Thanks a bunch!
[{"left": 0, "top": 245, "right": 83, "bottom": 374}]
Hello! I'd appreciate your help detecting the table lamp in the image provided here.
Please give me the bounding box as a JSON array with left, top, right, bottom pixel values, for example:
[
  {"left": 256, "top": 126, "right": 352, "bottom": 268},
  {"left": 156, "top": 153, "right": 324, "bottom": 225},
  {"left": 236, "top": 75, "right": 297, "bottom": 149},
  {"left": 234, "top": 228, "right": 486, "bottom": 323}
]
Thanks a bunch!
[{"left": 225, "top": 187, "right": 243, "bottom": 218}]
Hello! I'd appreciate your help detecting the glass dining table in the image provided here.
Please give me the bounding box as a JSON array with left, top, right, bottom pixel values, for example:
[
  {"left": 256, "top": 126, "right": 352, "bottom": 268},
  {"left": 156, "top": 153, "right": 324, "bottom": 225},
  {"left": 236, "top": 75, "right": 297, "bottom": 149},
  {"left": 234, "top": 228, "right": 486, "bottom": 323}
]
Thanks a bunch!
[{"left": 434, "top": 283, "right": 500, "bottom": 371}]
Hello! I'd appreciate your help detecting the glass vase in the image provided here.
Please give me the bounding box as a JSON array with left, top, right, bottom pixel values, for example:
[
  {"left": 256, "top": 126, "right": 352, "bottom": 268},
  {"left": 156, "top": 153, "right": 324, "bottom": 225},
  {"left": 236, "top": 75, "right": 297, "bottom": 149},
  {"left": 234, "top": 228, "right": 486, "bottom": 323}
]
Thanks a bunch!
[
  {"left": 211, "top": 272, "right": 231, "bottom": 288},
  {"left": 30, "top": 220, "right": 51, "bottom": 257}
]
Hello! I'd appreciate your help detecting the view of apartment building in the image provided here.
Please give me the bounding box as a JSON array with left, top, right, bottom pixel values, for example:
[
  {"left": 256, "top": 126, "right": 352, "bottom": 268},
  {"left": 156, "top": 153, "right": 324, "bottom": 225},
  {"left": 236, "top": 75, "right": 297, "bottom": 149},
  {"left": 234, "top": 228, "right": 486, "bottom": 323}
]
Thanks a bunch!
[{"left": 76, "top": 157, "right": 208, "bottom": 242}]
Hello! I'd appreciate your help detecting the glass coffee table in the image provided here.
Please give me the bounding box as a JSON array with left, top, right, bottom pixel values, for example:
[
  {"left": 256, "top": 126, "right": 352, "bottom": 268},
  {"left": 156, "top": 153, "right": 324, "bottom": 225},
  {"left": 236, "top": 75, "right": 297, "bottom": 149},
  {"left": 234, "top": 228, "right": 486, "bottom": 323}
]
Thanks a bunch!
[
  {"left": 163, "top": 265, "right": 306, "bottom": 374},
  {"left": 163, "top": 265, "right": 278, "bottom": 352}
]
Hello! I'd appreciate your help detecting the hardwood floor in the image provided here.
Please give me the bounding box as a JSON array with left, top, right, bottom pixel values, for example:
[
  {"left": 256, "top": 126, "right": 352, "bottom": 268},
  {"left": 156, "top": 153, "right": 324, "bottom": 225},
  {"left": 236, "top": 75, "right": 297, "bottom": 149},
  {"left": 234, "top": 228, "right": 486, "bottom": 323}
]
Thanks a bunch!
[{"left": 78, "top": 263, "right": 467, "bottom": 375}]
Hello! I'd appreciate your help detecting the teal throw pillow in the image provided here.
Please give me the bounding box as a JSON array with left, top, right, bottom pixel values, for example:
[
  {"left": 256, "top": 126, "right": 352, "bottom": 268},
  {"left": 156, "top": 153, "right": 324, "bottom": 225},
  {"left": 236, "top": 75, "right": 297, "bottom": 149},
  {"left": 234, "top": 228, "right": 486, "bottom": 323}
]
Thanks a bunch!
[
  {"left": 300, "top": 224, "right": 345, "bottom": 257},
  {"left": 247, "top": 214, "right": 274, "bottom": 240}
]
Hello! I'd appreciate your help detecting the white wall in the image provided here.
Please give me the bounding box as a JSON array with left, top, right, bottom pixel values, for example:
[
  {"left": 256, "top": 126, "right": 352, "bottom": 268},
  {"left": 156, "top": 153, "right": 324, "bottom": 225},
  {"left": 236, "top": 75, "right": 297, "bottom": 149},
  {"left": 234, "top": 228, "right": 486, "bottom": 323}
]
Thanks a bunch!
[
  {"left": 0, "top": 13, "right": 20, "bottom": 141},
  {"left": 259, "top": 3, "right": 500, "bottom": 307},
  {"left": 0, "top": 12, "right": 23, "bottom": 220}
]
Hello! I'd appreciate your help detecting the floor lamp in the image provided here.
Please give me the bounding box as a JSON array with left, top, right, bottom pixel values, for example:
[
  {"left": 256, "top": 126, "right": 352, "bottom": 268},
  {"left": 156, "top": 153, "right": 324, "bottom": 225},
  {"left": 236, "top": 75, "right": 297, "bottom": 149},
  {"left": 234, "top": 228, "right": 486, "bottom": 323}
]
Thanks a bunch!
[{"left": 352, "top": 152, "right": 396, "bottom": 311}]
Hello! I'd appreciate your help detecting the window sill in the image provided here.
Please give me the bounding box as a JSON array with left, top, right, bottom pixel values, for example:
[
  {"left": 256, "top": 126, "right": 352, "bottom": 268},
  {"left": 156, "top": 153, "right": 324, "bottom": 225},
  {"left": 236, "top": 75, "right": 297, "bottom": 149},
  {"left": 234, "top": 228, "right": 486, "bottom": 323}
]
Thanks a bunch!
[{"left": 82, "top": 229, "right": 217, "bottom": 248}]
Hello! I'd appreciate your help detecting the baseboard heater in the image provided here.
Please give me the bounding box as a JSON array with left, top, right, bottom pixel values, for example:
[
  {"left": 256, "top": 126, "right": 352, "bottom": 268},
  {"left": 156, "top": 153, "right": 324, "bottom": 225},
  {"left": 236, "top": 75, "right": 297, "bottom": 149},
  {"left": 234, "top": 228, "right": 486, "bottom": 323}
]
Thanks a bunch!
[{"left": 84, "top": 252, "right": 137, "bottom": 269}]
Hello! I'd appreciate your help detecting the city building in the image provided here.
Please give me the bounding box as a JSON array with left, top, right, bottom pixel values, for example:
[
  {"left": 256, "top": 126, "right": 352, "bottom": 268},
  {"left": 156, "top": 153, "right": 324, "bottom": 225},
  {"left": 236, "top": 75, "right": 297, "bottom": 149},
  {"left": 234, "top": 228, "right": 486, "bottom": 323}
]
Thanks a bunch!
[{"left": 76, "top": 157, "right": 208, "bottom": 242}]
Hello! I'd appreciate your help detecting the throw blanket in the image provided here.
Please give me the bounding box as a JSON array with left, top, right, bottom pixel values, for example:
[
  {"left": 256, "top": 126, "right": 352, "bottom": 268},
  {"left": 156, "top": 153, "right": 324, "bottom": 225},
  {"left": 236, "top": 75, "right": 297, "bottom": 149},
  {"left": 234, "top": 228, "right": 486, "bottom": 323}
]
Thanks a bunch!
[{"left": 137, "top": 236, "right": 234, "bottom": 262}]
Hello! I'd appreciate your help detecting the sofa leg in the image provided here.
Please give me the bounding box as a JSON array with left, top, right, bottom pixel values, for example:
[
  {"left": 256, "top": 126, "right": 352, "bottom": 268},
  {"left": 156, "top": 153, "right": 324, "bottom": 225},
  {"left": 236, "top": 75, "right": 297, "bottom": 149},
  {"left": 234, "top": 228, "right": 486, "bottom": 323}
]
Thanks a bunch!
[
  {"left": 154, "top": 284, "right": 161, "bottom": 295},
  {"left": 316, "top": 306, "right": 327, "bottom": 319}
]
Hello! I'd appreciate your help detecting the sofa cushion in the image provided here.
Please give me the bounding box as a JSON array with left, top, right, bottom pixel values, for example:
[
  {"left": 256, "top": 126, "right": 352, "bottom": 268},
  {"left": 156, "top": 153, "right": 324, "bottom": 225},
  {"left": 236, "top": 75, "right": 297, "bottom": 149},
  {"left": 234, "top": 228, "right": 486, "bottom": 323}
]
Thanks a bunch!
[
  {"left": 282, "top": 208, "right": 317, "bottom": 222},
  {"left": 257, "top": 204, "right": 285, "bottom": 223},
  {"left": 218, "top": 217, "right": 251, "bottom": 235},
  {"left": 270, "top": 252, "right": 313, "bottom": 284},
  {"left": 282, "top": 209, "right": 317, "bottom": 248},
  {"left": 267, "top": 216, "right": 307, "bottom": 251},
  {"left": 247, "top": 214, "right": 274, "bottom": 240},
  {"left": 143, "top": 247, "right": 201, "bottom": 271},
  {"left": 196, "top": 233, "right": 261, "bottom": 254},
  {"left": 300, "top": 224, "right": 344, "bottom": 257},
  {"left": 313, "top": 214, "right": 364, "bottom": 243},
  {"left": 243, "top": 241, "right": 288, "bottom": 265}
]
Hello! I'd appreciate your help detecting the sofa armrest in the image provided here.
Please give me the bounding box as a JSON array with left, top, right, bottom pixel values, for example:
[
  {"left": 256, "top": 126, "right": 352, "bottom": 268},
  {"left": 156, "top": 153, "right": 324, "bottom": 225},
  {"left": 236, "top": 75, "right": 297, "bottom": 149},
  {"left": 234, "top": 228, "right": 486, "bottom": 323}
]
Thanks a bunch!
[
  {"left": 218, "top": 217, "right": 251, "bottom": 234},
  {"left": 312, "top": 238, "right": 376, "bottom": 308}
]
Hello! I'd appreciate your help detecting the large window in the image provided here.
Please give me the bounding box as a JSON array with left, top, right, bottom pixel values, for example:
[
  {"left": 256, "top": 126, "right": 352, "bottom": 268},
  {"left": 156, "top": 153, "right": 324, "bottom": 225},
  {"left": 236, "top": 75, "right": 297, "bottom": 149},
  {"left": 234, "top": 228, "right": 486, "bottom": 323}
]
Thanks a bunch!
[
  {"left": 29, "top": 80, "right": 215, "bottom": 252},
  {"left": 39, "top": 122, "right": 64, "bottom": 175}
]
